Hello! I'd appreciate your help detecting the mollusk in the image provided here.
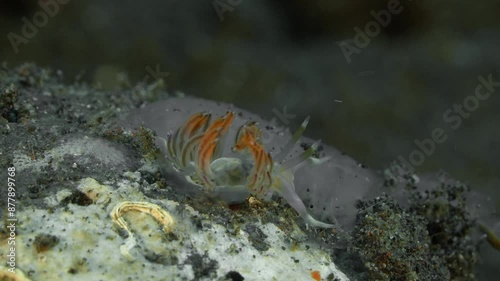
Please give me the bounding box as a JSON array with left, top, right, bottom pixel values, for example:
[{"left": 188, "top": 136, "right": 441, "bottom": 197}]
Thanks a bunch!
[{"left": 162, "top": 111, "right": 334, "bottom": 228}]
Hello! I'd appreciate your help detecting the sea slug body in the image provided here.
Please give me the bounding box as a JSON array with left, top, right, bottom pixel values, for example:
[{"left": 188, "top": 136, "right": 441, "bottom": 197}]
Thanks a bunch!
[
  {"left": 163, "top": 110, "right": 334, "bottom": 228},
  {"left": 126, "top": 97, "right": 381, "bottom": 228}
]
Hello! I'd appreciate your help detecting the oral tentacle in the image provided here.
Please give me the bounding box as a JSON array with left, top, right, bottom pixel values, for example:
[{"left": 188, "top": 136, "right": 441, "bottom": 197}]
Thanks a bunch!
[
  {"left": 275, "top": 116, "right": 310, "bottom": 163},
  {"left": 280, "top": 140, "right": 321, "bottom": 171}
]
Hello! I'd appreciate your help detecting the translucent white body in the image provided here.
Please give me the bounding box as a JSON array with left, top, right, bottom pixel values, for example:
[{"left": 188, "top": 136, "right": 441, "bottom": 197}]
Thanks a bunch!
[{"left": 126, "top": 96, "right": 382, "bottom": 228}]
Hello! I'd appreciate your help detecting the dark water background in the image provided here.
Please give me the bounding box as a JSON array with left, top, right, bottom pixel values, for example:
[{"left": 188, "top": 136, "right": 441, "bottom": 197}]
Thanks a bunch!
[{"left": 1, "top": 0, "right": 499, "bottom": 279}]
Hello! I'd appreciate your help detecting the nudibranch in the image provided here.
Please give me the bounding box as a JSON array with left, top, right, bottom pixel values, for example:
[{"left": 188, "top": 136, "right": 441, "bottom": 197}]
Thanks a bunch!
[{"left": 160, "top": 111, "right": 335, "bottom": 228}]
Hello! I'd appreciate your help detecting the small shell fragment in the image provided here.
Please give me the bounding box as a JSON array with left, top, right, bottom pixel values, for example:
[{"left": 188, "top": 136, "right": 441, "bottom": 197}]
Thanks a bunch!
[{"left": 110, "top": 201, "right": 175, "bottom": 259}]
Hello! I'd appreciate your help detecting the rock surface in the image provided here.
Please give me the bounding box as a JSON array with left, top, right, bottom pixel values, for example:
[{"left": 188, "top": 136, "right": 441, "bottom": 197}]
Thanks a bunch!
[{"left": 0, "top": 64, "right": 492, "bottom": 280}]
